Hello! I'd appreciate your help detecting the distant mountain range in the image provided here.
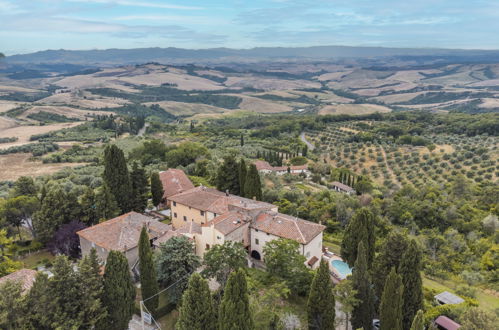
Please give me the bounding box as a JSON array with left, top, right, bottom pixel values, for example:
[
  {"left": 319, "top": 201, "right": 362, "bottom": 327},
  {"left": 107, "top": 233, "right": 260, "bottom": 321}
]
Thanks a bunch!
[{"left": 5, "top": 46, "right": 499, "bottom": 66}]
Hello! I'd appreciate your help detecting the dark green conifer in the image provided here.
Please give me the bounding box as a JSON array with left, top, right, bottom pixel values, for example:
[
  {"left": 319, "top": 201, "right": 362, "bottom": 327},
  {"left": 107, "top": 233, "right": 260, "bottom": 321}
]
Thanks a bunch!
[
  {"left": 95, "top": 183, "right": 120, "bottom": 221},
  {"left": 340, "top": 208, "right": 375, "bottom": 268},
  {"left": 240, "top": 133, "right": 244, "bottom": 147},
  {"left": 351, "top": 242, "right": 374, "bottom": 330},
  {"left": 215, "top": 155, "right": 240, "bottom": 195},
  {"left": 103, "top": 145, "right": 132, "bottom": 213},
  {"left": 150, "top": 172, "right": 164, "bottom": 207},
  {"left": 410, "top": 310, "right": 424, "bottom": 330},
  {"left": 176, "top": 273, "right": 216, "bottom": 330},
  {"left": 379, "top": 268, "right": 403, "bottom": 330},
  {"left": 244, "top": 164, "right": 262, "bottom": 200},
  {"left": 79, "top": 248, "right": 107, "bottom": 328},
  {"left": 399, "top": 240, "right": 423, "bottom": 329},
  {"left": 218, "top": 269, "right": 253, "bottom": 330},
  {"left": 101, "top": 251, "right": 136, "bottom": 330},
  {"left": 307, "top": 260, "right": 335, "bottom": 330},
  {"left": 139, "top": 227, "right": 159, "bottom": 313},
  {"left": 130, "top": 162, "right": 148, "bottom": 212},
  {"left": 238, "top": 159, "right": 247, "bottom": 196},
  {"left": 80, "top": 187, "right": 99, "bottom": 226}
]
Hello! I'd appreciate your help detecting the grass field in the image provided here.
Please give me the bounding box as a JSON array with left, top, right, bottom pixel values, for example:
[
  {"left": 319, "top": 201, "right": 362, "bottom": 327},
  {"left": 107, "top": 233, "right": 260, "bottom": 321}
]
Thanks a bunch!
[{"left": 19, "top": 250, "right": 55, "bottom": 269}]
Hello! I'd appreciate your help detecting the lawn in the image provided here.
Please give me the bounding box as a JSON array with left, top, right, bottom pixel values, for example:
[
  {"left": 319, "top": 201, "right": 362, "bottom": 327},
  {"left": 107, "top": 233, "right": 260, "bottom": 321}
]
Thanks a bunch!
[
  {"left": 19, "top": 249, "right": 55, "bottom": 269},
  {"left": 423, "top": 276, "right": 499, "bottom": 312}
]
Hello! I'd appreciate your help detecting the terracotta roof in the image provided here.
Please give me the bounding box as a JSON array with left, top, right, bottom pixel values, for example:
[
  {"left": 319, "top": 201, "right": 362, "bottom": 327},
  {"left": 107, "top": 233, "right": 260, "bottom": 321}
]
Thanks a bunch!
[
  {"left": 159, "top": 169, "right": 194, "bottom": 200},
  {"left": 331, "top": 181, "right": 355, "bottom": 192},
  {"left": 273, "top": 165, "right": 308, "bottom": 171},
  {"left": 177, "top": 221, "right": 202, "bottom": 235},
  {"left": 169, "top": 186, "right": 274, "bottom": 214},
  {"left": 253, "top": 212, "right": 325, "bottom": 244},
  {"left": 434, "top": 316, "right": 461, "bottom": 330},
  {"left": 0, "top": 269, "right": 37, "bottom": 293},
  {"left": 254, "top": 160, "right": 273, "bottom": 171},
  {"left": 77, "top": 212, "right": 171, "bottom": 252},
  {"left": 206, "top": 211, "right": 250, "bottom": 235},
  {"left": 153, "top": 230, "right": 184, "bottom": 247}
]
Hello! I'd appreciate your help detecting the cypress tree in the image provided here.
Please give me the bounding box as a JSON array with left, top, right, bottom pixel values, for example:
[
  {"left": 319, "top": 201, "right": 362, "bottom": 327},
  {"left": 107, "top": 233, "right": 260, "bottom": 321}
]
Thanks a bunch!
[
  {"left": 379, "top": 268, "right": 403, "bottom": 330},
  {"left": 410, "top": 310, "right": 424, "bottom": 330},
  {"left": 399, "top": 240, "right": 423, "bottom": 329},
  {"left": 130, "top": 162, "right": 148, "bottom": 213},
  {"left": 80, "top": 187, "right": 99, "bottom": 226},
  {"left": 218, "top": 269, "right": 253, "bottom": 330},
  {"left": 302, "top": 145, "right": 308, "bottom": 157},
  {"left": 307, "top": 260, "right": 335, "bottom": 330},
  {"left": 79, "top": 248, "right": 107, "bottom": 328},
  {"left": 215, "top": 155, "right": 240, "bottom": 195},
  {"left": 340, "top": 208, "right": 375, "bottom": 268},
  {"left": 150, "top": 172, "right": 164, "bottom": 208},
  {"left": 103, "top": 145, "right": 132, "bottom": 213},
  {"left": 240, "top": 133, "right": 244, "bottom": 147},
  {"left": 95, "top": 183, "right": 120, "bottom": 221},
  {"left": 177, "top": 273, "right": 216, "bottom": 330},
  {"left": 244, "top": 164, "right": 262, "bottom": 200},
  {"left": 238, "top": 159, "right": 247, "bottom": 197},
  {"left": 373, "top": 232, "right": 409, "bottom": 309},
  {"left": 351, "top": 242, "right": 374, "bottom": 330},
  {"left": 139, "top": 227, "right": 159, "bottom": 313},
  {"left": 100, "top": 251, "right": 136, "bottom": 330}
]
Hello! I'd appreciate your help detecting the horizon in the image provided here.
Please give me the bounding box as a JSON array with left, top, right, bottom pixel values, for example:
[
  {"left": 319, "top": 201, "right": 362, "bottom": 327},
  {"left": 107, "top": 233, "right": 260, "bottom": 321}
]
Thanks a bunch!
[{"left": 2, "top": 0, "right": 499, "bottom": 55}]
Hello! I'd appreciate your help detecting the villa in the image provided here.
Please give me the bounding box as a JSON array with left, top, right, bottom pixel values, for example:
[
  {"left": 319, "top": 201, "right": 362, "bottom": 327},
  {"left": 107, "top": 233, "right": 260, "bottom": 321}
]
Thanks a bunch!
[
  {"left": 254, "top": 160, "right": 309, "bottom": 176},
  {"left": 158, "top": 168, "right": 195, "bottom": 207},
  {"left": 331, "top": 181, "right": 356, "bottom": 195}
]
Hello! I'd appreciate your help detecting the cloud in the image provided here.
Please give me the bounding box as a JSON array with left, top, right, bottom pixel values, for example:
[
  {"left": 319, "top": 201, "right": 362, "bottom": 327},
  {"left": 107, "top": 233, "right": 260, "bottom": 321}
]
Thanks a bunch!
[{"left": 68, "top": 0, "right": 203, "bottom": 10}]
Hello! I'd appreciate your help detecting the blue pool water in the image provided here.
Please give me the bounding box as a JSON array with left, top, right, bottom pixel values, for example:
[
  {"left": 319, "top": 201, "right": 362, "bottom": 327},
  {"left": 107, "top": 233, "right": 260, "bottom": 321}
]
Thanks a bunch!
[{"left": 331, "top": 260, "right": 352, "bottom": 279}]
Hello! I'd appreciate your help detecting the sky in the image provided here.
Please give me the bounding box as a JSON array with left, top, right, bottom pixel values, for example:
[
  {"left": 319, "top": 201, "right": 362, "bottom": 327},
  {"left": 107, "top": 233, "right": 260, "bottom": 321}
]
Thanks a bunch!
[{"left": 1, "top": 0, "right": 499, "bottom": 55}]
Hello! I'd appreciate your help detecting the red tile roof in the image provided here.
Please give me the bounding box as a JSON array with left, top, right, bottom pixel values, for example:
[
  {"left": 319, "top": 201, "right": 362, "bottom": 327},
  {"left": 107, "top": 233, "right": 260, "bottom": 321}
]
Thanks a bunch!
[
  {"left": 205, "top": 211, "right": 250, "bottom": 235},
  {"left": 255, "top": 161, "right": 308, "bottom": 173},
  {"left": 77, "top": 212, "right": 171, "bottom": 252},
  {"left": 434, "top": 316, "right": 461, "bottom": 330},
  {"left": 169, "top": 186, "right": 274, "bottom": 214},
  {"left": 159, "top": 169, "right": 195, "bottom": 200},
  {"left": 253, "top": 212, "right": 325, "bottom": 244},
  {"left": 254, "top": 160, "right": 273, "bottom": 171},
  {"left": 331, "top": 181, "right": 355, "bottom": 192},
  {"left": 0, "top": 269, "right": 37, "bottom": 293}
]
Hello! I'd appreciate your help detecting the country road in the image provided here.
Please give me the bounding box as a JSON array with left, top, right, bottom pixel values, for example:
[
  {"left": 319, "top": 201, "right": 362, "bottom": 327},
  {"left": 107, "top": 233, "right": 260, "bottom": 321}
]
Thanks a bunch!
[{"left": 300, "top": 132, "right": 315, "bottom": 150}]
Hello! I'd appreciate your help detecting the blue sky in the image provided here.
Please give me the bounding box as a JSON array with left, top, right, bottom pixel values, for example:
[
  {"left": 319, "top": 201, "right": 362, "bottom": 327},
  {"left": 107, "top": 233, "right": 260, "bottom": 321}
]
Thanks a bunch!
[{"left": 1, "top": 0, "right": 499, "bottom": 55}]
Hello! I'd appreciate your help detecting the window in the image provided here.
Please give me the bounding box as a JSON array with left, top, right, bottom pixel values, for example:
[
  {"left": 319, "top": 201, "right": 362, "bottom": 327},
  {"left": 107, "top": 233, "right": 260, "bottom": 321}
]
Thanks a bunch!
[
  {"left": 266, "top": 233, "right": 270, "bottom": 236},
  {"left": 255, "top": 238, "right": 259, "bottom": 245},
  {"left": 183, "top": 216, "right": 187, "bottom": 222},
  {"left": 206, "top": 244, "right": 210, "bottom": 250},
  {"left": 214, "top": 213, "right": 217, "bottom": 217},
  {"left": 174, "top": 212, "right": 177, "bottom": 218},
  {"left": 200, "top": 210, "right": 205, "bottom": 216},
  {"left": 255, "top": 229, "right": 259, "bottom": 232},
  {"left": 217, "top": 236, "right": 221, "bottom": 240},
  {"left": 173, "top": 201, "right": 176, "bottom": 206}
]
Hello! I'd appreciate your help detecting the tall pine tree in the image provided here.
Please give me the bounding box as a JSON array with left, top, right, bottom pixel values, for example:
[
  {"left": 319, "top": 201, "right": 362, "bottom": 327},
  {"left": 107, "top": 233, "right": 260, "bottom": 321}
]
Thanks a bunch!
[
  {"left": 399, "top": 240, "right": 423, "bottom": 329},
  {"left": 139, "top": 226, "right": 159, "bottom": 313},
  {"left": 307, "top": 260, "right": 335, "bottom": 330},
  {"left": 150, "top": 172, "right": 164, "bottom": 207},
  {"left": 79, "top": 248, "right": 107, "bottom": 328},
  {"left": 176, "top": 273, "right": 216, "bottom": 330},
  {"left": 379, "top": 268, "right": 403, "bottom": 330},
  {"left": 100, "top": 251, "right": 136, "bottom": 330},
  {"left": 373, "top": 232, "right": 409, "bottom": 309},
  {"left": 238, "top": 159, "right": 247, "bottom": 197},
  {"left": 340, "top": 208, "right": 375, "bottom": 268},
  {"left": 130, "top": 162, "right": 148, "bottom": 212},
  {"left": 244, "top": 164, "right": 262, "bottom": 200},
  {"left": 218, "top": 269, "right": 253, "bottom": 330},
  {"left": 351, "top": 242, "right": 374, "bottom": 330},
  {"left": 95, "top": 183, "right": 120, "bottom": 221},
  {"left": 103, "top": 145, "right": 132, "bottom": 213},
  {"left": 80, "top": 187, "right": 99, "bottom": 226},
  {"left": 410, "top": 310, "right": 424, "bottom": 330},
  {"left": 215, "top": 155, "right": 240, "bottom": 195}
]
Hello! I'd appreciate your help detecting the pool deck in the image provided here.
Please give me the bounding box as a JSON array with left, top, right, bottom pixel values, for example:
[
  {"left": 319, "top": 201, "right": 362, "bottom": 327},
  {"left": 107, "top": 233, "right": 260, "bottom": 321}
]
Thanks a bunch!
[{"left": 322, "top": 253, "right": 346, "bottom": 283}]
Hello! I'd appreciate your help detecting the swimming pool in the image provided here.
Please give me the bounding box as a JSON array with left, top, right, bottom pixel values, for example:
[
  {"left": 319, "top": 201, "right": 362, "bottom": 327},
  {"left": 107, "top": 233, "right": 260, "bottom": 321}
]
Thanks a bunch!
[{"left": 331, "top": 260, "right": 352, "bottom": 279}]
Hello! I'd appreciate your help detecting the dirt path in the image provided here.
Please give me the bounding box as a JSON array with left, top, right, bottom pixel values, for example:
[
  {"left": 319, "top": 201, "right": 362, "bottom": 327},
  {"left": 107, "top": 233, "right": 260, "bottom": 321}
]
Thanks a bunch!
[
  {"left": 300, "top": 132, "right": 315, "bottom": 150},
  {"left": 137, "top": 122, "right": 149, "bottom": 137}
]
